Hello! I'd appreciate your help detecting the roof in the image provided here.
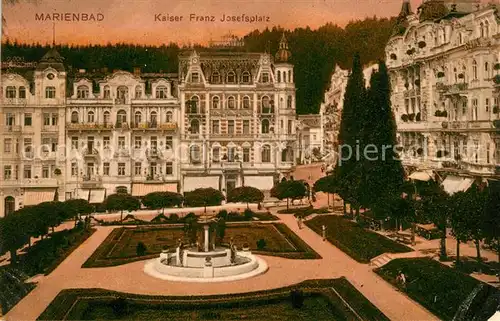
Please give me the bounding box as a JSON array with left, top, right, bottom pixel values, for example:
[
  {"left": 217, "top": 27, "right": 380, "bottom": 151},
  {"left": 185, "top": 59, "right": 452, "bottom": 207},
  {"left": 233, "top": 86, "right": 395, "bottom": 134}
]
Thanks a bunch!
[{"left": 36, "top": 47, "right": 65, "bottom": 71}]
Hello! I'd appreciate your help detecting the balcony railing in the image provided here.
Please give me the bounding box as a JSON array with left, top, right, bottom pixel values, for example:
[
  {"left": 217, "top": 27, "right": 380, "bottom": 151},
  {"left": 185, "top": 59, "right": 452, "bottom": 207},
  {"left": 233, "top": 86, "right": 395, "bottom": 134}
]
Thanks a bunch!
[
  {"left": 42, "top": 125, "right": 59, "bottom": 132},
  {"left": 4, "top": 125, "right": 22, "bottom": 132},
  {"left": 81, "top": 175, "right": 103, "bottom": 188},
  {"left": 67, "top": 123, "right": 114, "bottom": 130},
  {"left": 2, "top": 98, "right": 27, "bottom": 105}
]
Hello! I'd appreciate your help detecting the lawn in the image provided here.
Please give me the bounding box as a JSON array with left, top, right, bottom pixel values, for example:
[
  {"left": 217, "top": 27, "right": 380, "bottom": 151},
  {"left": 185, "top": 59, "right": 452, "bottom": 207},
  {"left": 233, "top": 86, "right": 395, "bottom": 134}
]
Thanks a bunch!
[
  {"left": 83, "top": 223, "right": 320, "bottom": 268},
  {"left": 305, "top": 215, "right": 412, "bottom": 263},
  {"left": 375, "top": 258, "right": 500, "bottom": 321},
  {"left": 37, "top": 278, "right": 389, "bottom": 321}
]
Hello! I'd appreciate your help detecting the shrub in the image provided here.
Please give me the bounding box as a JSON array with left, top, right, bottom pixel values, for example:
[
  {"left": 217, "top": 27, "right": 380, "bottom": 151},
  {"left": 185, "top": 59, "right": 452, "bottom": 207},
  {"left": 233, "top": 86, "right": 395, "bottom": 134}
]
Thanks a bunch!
[
  {"left": 494, "top": 74, "right": 500, "bottom": 84},
  {"left": 217, "top": 210, "right": 228, "bottom": 220},
  {"left": 169, "top": 213, "right": 179, "bottom": 222},
  {"left": 256, "top": 238, "right": 267, "bottom": 250},
  {"left": 408, "top": 113, "right": 415, "bottom": 121},
  {"left": 244, "top": 208, "right": 254, "bottom": 220},
  {"left": 184, "top": 212, "right": 196, "bottom": 220},
  {"left": 111, "top": 297, "right": 128, "bottom": 317},
  {"left": 493, "top": 106, "right": 499, "bottom": 114},
  {"left": 290, "top": 289, "right": 304, "bottom": 308},
  {"left": 136, "top": 242, "right": 147, "bottom": 256}
]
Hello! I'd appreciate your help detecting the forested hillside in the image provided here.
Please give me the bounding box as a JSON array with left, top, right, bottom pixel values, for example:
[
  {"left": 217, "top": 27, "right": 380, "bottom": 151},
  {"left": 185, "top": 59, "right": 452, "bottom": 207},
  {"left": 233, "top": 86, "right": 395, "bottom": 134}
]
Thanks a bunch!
[{"left": 1, "top": 16, "right": 396, "bottom": 114}]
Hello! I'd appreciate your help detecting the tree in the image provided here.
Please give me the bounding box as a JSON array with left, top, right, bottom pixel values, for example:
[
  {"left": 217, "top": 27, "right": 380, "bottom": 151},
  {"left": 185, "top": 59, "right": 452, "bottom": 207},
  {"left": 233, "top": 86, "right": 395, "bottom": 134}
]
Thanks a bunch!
[
  {"left": 449, "top": 191, "right": 472, "bottom": 266},
  {"left": 36, "top": 202, "right": 68, "bottom": 233},
  {"left": 0, "top": 212, "right": 29, "bottom": 264},
  {"left": 215, "top": 218, "right": 226, "bottom": 246},
  {"left": 104, "top": 194, "right": 141, "bottom": 223},
  {"left": 183, "top": 215, "right": 199, "bottom": 245},
  {"left": 462, "top": 184, "right": 488, "bottom": 261},
  {"left": 227, "top": 186, "right": 264, "bottom": 208},
  {"left": 270, "top": 180, "right": 307, "bottom": 210},
  {"left": 141, "top": 192, "right": 183, "bottom": 214},
  {"left": 63, "top": 199, "right": 94, "bottom": 226},
  {"left": 483, "top": 181, "right": 500, "bottom": 262},
  {"left": 183, "top": 188, "right": 225, "bottom": 213},
  {"left": 314, "top": 174, "right": 338, "bottom": 208}
]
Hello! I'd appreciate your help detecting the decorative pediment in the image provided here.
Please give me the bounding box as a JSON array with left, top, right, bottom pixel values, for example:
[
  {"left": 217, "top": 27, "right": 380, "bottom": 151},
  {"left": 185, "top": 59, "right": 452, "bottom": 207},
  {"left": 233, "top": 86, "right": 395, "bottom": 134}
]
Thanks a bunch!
[
  {"left": 2, "top": 73, "right": 30, "bottom": 86},
  {"left": 103, "top": 70, "right": 142, "bottom": 85}
]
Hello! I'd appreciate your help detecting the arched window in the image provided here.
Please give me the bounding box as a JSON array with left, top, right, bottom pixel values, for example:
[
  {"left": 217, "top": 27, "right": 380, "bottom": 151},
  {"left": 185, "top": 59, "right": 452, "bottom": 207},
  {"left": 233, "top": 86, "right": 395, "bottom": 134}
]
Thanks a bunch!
[
  {"left": 261, "top": 119, "right": 270, "bottom": 134},
  {"left": 4, "top": 196, "right": 15, "bottom": 216},
  {"left": 212, "top": 96, "right": 220, "bottom": 109},
  {"left": 480, "top": 22, "right": 484, "bottom": 38},
  {"left": 242, "top": 71, "right": 251, "bottom": 83},
  {"left": 472, "top": 60, "right": 478, "bottom": 80},
  {"left": 261, "top": 96, "right": 271, "bottom": 113},
  {"left": 134, "top": 111, "right": 142, "bottom": 125},
  {"left": 287, "top": 95, "right": 292, "bottom": 109},
  {"left": 18, "top": 86, "right": 26, "bottom": 99},
  {"left": 485, "top": 20, "right": 489, "bottom": 37},
  {"left": 6, "top": 86, "right": 16, "bottom": 98},
  {"left": 190, "top": 144, "right": 201, "bottom": 164},
  {"left": 103, "top": 85, "right": 111, "bottom": 99},
  {"left": 103, "top": 111, "right": 110, "bottom": 124},
  {"left": 190, "top": 119, "right": 200, "bottom": 134},
  {"left": 227, "top": 71, "right": 236, "bottom": 84},
  {"left": 261, "top": 145, "right": 271, "bottom": 163},
  {"left": 135, "top": 85, "right": 142, "bottom": 99},
  {"left": 211, "top": 72, "right": 221, "bottom": 84},
  {"left": 283, "top": 71, "right": 287, "bottom": 83},
  {"left": 288, "top": 70, "right": 292, "bottom": 83},
  {"left": 87, "top": 110, "right": 95, "bottom": 123},
  {"left": 77, "top": 85, "right": 89, "bottom": 98},
  {"left": 189, "top": 96, "right": 199, "bottom": 114},
  {"left": 156, "top": 85, "right": 168, "bottom": 99},
  {"left": 116, "top": 86, "right": 128, "bottom": 103},
  {"left": 242, "top": 96, "right": 250, "bottom": 109},
  {"left": 227, "top": 96, "right": 235, "bottom": 109},
  {"left": 71, "top": 111, "right": 79, "bottom": 123},
  {"left": 485, "top": 62, "right": 489, "bottom": 78},
  {"left": 277, "top": 71, "right": 281, "bottom": 83},
  {"left": 150, "top": 111, "right": 158, "bottom": 125},
  {"left": 166, "top": 111, "right": 173, "bottom": 122},
  {"left": 116, "top": 110, "right": 127, "bottom": 128}
]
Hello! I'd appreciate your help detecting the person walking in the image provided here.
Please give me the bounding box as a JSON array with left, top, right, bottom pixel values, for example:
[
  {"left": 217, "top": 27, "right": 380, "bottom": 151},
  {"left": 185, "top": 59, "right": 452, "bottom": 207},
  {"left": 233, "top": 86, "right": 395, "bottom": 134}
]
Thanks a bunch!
[{"left": 322, "top": 224, "right": 327, "bottom": 241}]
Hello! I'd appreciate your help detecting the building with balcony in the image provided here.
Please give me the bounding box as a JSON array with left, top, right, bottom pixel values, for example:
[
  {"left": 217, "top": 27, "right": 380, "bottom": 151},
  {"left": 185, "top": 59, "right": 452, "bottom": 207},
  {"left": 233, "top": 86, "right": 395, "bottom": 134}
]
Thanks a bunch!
[
  {"left": 177, "top": 34, "right": 297, "bottom": 195},
  {"left": 0, "top": 48, "right": 67, "bottom": 216},
  {"left": 296, "top": 114, "right": 322, "bottom": 164},
  {"left": 386, "top": 0, "right": 500, "bottom": 187}
]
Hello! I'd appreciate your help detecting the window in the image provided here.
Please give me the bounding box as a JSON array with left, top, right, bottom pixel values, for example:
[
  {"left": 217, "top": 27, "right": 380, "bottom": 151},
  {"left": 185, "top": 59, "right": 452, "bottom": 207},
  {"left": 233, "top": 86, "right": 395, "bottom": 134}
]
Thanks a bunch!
[
  {"left": 228, "top": 120, "right": 235, "bottom": 134},
  {"left": 4, "top": 165, "right": 12, "bottom": 180},
  {"left": 288, "top": 120, "right": 293, "bottom": 134},
  {"left": 103, "top": 162, "right": 110, "bottom": 176},
  {"left": 261, "top": 96, "right": 271, "bottom": 113},
  {"left": 189, "top": 96, "right": 199, "bottom": 113},
  {"left": 134, "top": 136, "right": 142, "bottom": 149},
  {"left": 103, "top": 86, "right": 110, "bottom": 99},
  {"left": 150, "top": 111, "right": 158, "bottom": 125},
  {"left": 24, "top": 138, "right": 32, "bottom": 153},
  {"left": 24, "top": 113, "right": 32, "bottom": 126},
  {"left": 43, "top": 113, "right": 50, "bottom": 126},
  {"left": 261, "top": 119, "right": 270, "bottom": 134},
  {"left": 243, "top": 148, "right": 250, "bottom": 162},
  {"left": 283, "top": 71, "right": 287, "bottom": 83},
  {"left": 212, "top": 96, "right": 220, "bottom": 109},
  {"left": 261, "top": 72, "right": 269, "bottom": 83},
  {"left": 51, "top": 113, "right": 58, "bottom": 126},
  {"left": 485, "top": 62, "right": 490, "bottom": 78},
  {"left": 487, "top": 143, "right": 491, "bottom": 164},
  {"left": 6, "top": 86, "right": 16, "bottom": 98},
  {"left": 19, "top": 87, "right": 26, "bottom": 98},
  {"left": 150, "top": 136, "right": 158, "bottom": 150},
  {"left": 242, "top": 71, "right": 251, "bottom": 83},
  {"left": 118, "top": 136, "right": 125, "bottom": 149},
  {"left": 50, "top": 138, "right": 58, "bottom": 152},
  {"left": 71, "top": 163, "right": 78, "bottom": 176},
  {"left": 24, "top": 165, "right": 32, "bottom": 179},
  {"left": 103, "top": 111, "right": 110, "bottom": 124},
  {"left": 166, "top": 136, "right": 173, "bottom": 149},
  {"left": 166, "top": 111, "right": 173, "bottom": 122},
  {"left": 77, "top": 85, "right": 89, "bottom": 98},
  {"left": 71, "top": 137, "right": 79, "bottom": 149},
  {"left": 472, "top": 60, "right": 478, "bottom": 80},
  {"left": 486, "top": 98, "right": 490, "bottom": 113},
  {"left": 227, "top": 71, "right": 236, "bottom": 83},
  {"left": 485, "top": 20, "right": 490, "bottom": 37},
  {"left": 227, "top": 147, "right": 235, "bottom": 162},
  {"left": 191, "top": 72, "right": 200, "bottom": 83},
  {"left": 212, "top": 120, "right": 220, "bottom": 134},
  {"left": 165, "top": 162, "right": 173, "bottom": 175},
  {"left": 135, "top": 85, "right": 142, "bottom": 99},
  {"left": 116, "top": 110, "right": 127, "bottom": 127},
  {"left": 288, "top": 70, "right": 292, "bottom": 83},
  {"left": 211, "top": 72, "right": 221, "bottom": 84},
  {"left": 242, "top": 96, "right": 250, "bottom": 109},
  {"left": 134, "top": 162, "right": 142, "bottom": 175},
  {"left": 277, "top": 71, "right": 281, "bottom": 82},
  {"left": 118, "top": 163, "right": 126, "bottom": 176},
  {"left": 213, "top": 147, "right": 220, "bottom": 163},
  {"left": 4, "top": 138, "right": 11, "bottom": 153},
  {"left": 190, "top": 145, "right": 201, "bottom": 164},
  {"left": 103, "top": 136, "right": 110, "bottom": 149},
  {"left": 42, "top": 165, "right": 49, "bottom": 178},
  {"left": 261, "top": 145, "right": 271, "bottom": 163},
  {"left": 190, "top": 119, "right": 200, "bottom": 134},
  {"left": 227, "top": 96, "right": 235, "bottom": 109},
  {"left": 472, "top": 99, "right": 478, "bottom": 120},
  {"left": 480, "top": 22, "right": 485, "bottom": 38},
  {"left": 5, "top": 113, "right": 14, "bottom": 126},
  {"left": 134, "top": 111, "right": 142, "bottom": 125},
  {"left": 87, "top": 111, "right": 95, "bottom": 123},
  {"left": 71, "top": 111, "right": 79, "bottom": 123},
  {"left": 156, "top": 86, "right": 168, "bottom": 99},
  {"left": 243, "top": 120, "right": 250, "bottom": 134},
  {"left": 117, "top": 86, "right": 128, "bottom": 103},
  {"left": 45, "top": 86, "right": 56, "bottom": 98},
  {"left": 287, "top": 96, "right": 292, "bottom": 109}
]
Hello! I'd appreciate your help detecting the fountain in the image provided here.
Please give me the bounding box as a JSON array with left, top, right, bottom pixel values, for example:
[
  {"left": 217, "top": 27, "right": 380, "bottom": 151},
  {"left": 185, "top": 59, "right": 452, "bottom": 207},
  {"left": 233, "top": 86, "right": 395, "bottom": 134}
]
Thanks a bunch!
[{"left": 144, "top": 214, "right": 268, "bottom": 282}]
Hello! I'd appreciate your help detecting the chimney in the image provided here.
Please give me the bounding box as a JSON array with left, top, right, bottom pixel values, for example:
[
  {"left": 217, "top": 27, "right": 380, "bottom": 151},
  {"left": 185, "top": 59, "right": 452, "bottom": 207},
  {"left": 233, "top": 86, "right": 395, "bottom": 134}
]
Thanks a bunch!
[{"left": 133, "top": 67, "right": 141, "bottom": 76}]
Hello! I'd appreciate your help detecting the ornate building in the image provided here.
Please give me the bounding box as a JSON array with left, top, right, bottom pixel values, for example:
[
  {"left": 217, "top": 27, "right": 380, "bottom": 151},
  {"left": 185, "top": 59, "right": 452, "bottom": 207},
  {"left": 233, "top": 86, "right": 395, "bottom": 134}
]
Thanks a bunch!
[
  {"left": 386, "top": 0, "right": 500, "bottom": 186},
  {"left": 296, "top": 114, "right": 322, "bottom": 164},
  {"left": 177, "top": 34, "right": 297, "bottom": 195}
]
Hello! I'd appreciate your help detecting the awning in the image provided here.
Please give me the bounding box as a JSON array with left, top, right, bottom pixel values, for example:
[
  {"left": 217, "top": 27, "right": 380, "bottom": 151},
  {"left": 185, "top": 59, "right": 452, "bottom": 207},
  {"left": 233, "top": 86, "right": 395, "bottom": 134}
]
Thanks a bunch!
[
  {"left": 442, "top": 176, "right": 474, "bottom": 195},
  {"left": 23, "top": 188, "right": 56, "bottom": 206},
  {"left": 408, "top": 170, "right": 433, "bottom": 181},
  {"left": 76, "top": 189, "right": 90, "bottom": 201},
  {"left": 89, "top": 189, "right": 106, "bottom": 203},
  {"left": 131, "top": 183, "right": 178, "bottom": 197}
]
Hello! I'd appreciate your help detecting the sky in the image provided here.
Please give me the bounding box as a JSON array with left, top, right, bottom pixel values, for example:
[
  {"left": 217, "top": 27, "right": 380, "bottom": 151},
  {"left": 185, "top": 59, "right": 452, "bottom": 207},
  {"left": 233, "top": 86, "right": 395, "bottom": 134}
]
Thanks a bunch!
[{"left": 2, "top": 0, "right": 430, "bottom": 45}]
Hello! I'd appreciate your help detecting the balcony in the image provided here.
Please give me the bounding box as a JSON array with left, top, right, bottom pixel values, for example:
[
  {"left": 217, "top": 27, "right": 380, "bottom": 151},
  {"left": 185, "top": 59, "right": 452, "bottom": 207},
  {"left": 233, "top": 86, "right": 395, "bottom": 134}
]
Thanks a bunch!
[
  {"left": 42, "top": 125, "right": 59, "bottom": 132},
  {"left": 159, "top": 122, "right": 178, "bottom": 131},
  {"left": 114, "top": 122, "right": 129, "bottom": 130},
  {"left": 84, "top": 147, "right": 99, "bottom": 159},
  {"left": 2, "top": 98, "right": 27, "bottom": 106},
  {"left": 115, "top": 98, "right": 128, "bottom": 105},
  {"left": 145, "top": 174, "right": 164, "bottom": 183},
  {"left": 439, "top": 83, "right": 468, "bottom": 96},
  {"left": 443, "top": 120, "right": 494, "bottom": 131},
  {"left": 3, "top": 125, "right": 22, "bottom": 133},
  {"left": 81, "top": 175, "right": 103, "bottom": 189},
  {"left": 146, "top": 148, "right": 161, "bottom": 160},
  {"left": 114, "top": 148, "right": 130, "bottom": 157},
  {"left": 67, "top": 123, "right": 114, "bottom": 131}
]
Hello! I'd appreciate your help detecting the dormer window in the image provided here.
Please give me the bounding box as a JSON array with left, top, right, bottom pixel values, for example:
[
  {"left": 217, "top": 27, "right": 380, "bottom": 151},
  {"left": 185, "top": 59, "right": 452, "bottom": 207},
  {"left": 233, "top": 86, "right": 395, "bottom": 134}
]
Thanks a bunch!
[
  {"left": 6, "top": 86, "right": 16, "bottom": 98},
  {"left": 19, "top": 87, "right": 26, "bottom": 99},
  {"left": 261, "top": 72, "right": 269, "bottom": 83},
  {"left": 191, "top": 72, "right": 200, "bottom": 83},
  {"left": 156, "top": 85, "right": 168, "bottom": 99},
  {"left": 45, "top": 86, "right": 56, "bottom": 98},
  {"left": 135, "top": 85, "right": 142, "bottom": 99},
  {"left": 227, "top": 71, "right": 236, "bottom": 84},
  {"left": 211, "top": 72, "right": 221, "bottom": 84},
  {"left": 242, "top": 71, "right": 251, "bottom": 83},
  {"left": 103, "top": 85, "right": 111, "bottom": 99},
  {"left": 77, "top": 85, "right": 89, "bottom": 99}
]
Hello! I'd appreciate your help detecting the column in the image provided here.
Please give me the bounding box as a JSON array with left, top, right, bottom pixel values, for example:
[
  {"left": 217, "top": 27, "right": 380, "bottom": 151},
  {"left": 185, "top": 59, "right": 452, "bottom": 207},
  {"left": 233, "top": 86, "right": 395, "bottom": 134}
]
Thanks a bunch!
[{"left": 204, "top": 224, "right": 209, "bottom": 252}]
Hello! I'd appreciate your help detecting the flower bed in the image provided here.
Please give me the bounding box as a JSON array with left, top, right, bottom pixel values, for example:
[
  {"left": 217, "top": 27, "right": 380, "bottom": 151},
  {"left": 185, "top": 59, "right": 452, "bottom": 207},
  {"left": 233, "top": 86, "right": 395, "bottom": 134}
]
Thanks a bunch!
[
  {"left": 375, "top": 258, "right": 499, "bottom": 321},
  {"left": 37, "top": 278, "right": 389, "bottom": 321},
  {"left": 305, "top": 216, "right": 412, "bottom": 263}
]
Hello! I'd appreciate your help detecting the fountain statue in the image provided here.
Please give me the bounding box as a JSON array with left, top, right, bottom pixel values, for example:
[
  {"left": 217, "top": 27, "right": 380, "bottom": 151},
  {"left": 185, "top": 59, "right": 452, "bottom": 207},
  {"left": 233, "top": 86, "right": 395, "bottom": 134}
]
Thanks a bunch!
[{"left": 144, "top": 213, "right": 268, "bottom": 282}]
